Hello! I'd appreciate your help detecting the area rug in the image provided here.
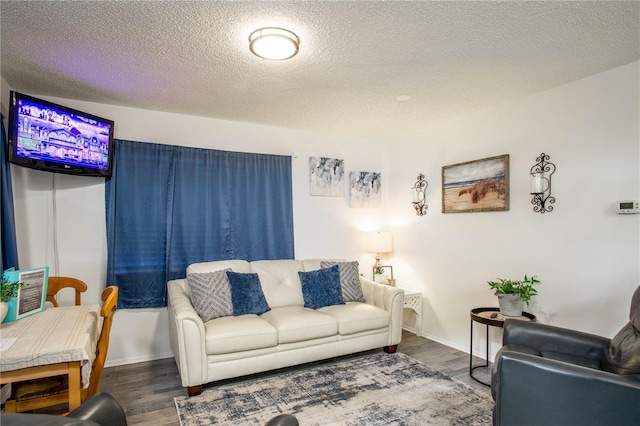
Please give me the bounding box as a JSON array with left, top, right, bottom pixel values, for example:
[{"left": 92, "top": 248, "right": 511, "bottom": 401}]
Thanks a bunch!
[{"left": 174, "top": 352, "right": 493, "bottom": 425}]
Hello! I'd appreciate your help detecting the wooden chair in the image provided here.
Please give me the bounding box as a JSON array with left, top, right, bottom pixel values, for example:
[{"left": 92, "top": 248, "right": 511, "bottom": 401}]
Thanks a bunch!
[
  {"left": 46, "top": 276, "right": 88, "bottom": 307},
  {"left": 4, "top": 286, "right": 119, "bottom": 414}
]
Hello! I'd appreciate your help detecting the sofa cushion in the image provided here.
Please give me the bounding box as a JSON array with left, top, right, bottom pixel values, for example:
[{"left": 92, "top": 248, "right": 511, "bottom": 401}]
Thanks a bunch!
[
  {"left": 261, "top": 306, "right": 338, "bottom": 344},
  {"left": 187, "top": 259, "right": 251, "bottom": 275},
  {"left": 204, "top": 315, "right": 277, "bottom": 354},
  {"left": 187, "top": 269, "right": 233, "bottom": 322},
  {"left": 319, "top": 302, "right": 390, "bottom": 335},
  {"left": 226, "top": 271, "right": 271, "bottom": 316},
  {"left": 299, "top": 265, "right": 345, "bottom": 309},
  {"left": 320, "top": 260, "right": 365, "bottom": 303},
  {"left": 250, "top": 260, "right": 305, "bottom": 308},
  {"left": 301, "top": 259, "right": 345, "bottom": 272}
]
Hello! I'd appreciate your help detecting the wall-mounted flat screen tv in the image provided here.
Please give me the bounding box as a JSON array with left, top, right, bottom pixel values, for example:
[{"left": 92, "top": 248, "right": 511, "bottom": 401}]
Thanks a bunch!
[{"left": 8, "top": 91, "right": 114, "bottom": 177}]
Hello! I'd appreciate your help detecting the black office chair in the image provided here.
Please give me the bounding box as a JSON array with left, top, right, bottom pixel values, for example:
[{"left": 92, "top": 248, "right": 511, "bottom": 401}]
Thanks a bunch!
[{"left": 491, "top": 284, "right": 640, "bottom": 426}]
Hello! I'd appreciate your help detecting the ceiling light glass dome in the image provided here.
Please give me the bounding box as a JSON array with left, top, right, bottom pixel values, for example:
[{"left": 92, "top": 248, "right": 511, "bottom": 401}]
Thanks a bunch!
[{"left": 249, "top": 27, "right": 300, "bottom": 60}]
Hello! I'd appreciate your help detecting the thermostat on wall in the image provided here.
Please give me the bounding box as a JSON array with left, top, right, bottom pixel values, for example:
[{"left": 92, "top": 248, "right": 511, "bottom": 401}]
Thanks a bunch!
[{"left": 615, "top": 200, "right": 639, "bottom": 214}]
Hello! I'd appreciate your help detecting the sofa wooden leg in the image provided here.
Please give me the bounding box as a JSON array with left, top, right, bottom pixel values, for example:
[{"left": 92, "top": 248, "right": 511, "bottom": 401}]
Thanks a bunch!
[
  {"left": 383, "top": 345, "right": 398, "bottom": 353},
  {"left": 188, "top": 385, "right": 202, "bottom": 397}
]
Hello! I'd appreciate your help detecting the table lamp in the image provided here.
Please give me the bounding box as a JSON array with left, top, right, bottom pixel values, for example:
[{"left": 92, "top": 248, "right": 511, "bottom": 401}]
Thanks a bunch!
[{"left": 366, "top": 231, "right": 393, "bottom": 273}]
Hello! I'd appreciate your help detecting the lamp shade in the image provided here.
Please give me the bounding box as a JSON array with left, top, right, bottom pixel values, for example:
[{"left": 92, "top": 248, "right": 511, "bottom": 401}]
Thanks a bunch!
[{"left": 366, "top": 231, "right": 393, "bottom": 253}]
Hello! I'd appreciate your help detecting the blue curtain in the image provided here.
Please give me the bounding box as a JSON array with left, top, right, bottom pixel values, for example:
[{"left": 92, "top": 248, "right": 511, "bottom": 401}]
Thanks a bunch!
[
  {"left": 1, "top": 114, "right": 19, "bottom": 272},
  {"left": 105, "top": 139, "right": 294, "bottom": 308}
]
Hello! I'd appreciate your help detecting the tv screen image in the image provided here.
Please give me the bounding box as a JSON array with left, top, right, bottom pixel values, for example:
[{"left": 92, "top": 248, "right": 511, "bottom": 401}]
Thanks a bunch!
[{"left": 8, "top": 91, "right": 114, "bottom": 177}]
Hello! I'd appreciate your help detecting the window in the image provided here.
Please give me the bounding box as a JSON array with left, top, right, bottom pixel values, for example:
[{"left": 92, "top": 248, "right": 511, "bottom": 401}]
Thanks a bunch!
[{"left": 105, "top": 140, "right": 294, "bottom": 308}]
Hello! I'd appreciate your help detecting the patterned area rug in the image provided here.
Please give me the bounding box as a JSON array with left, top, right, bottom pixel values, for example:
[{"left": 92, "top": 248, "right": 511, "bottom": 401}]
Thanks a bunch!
[{"left": 174, "top": 352, "right": 493, "bottom": 425}]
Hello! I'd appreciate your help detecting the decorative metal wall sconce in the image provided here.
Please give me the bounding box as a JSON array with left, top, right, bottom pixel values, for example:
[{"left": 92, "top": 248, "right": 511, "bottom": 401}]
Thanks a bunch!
[
  {"left": 411, "top": 173, "right": 428, "bottom": 216},
  {"left": 530, "top": 153, "right": 556, "bottom": 213}
]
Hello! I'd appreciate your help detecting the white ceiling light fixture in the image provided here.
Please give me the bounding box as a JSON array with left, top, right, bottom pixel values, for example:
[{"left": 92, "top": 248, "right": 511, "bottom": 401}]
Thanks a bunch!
[{"left": 249, "top": 27, "right": 300, "bottom": 60}]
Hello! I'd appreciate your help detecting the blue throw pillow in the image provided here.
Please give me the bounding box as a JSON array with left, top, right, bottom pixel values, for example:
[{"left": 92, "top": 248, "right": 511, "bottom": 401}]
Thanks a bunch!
[
  {"left": 299, "top": 265, "right": 345, "bottom": 309},
  {"left": 226, "top": 271, "right": 271, "bottom": 316}
]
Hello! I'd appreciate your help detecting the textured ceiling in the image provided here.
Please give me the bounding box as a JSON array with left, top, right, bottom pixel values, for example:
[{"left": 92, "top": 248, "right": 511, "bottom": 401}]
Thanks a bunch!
[{"left": 1, "top": 1, "right": 638, "bottom": 141}]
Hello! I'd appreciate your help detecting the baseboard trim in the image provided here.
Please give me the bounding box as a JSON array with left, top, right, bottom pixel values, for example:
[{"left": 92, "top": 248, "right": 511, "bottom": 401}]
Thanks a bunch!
[
  {"left": 104, "top": 333, "right": 490, "bottom": 368},
  {"left": 105, "top": 351, "right": 174, "bottom": 368},
  {"left": 420, "top": 332, "right": 471, "bottom": 355},
  {"left": 402, "top": 325, "right": 418, "bottom": 335},
  {"left": 420, "top": 332, "right": 502, "bottom": 361},
  {"left": 104, "top": 331, "right": 466, "bottom": 368}
]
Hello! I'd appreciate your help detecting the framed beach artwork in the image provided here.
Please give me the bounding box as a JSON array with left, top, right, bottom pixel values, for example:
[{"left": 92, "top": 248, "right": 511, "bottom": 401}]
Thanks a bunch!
[
  {"left": 309, "top": 157, "right": 345, "bottom": 197},
  {"left": 442, "top": 154, "right": 509, "bottom": 213},
  {"left": 349, "top": 171, "right": 381, "bottom": 208}
]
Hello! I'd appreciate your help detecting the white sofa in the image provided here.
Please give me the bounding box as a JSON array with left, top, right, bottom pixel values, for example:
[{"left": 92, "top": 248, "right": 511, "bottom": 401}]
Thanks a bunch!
[{"left": 167, "top": 259, "right": 404, "bottom": 396}]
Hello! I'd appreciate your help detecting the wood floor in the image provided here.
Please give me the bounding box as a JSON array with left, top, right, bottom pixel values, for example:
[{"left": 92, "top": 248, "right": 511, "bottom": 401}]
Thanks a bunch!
[{"left": 100, "top": 331, "right": 492, "bottom": 425}]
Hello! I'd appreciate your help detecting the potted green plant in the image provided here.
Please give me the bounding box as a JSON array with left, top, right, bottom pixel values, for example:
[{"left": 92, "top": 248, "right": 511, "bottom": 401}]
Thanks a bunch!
[
  {"left": 487, "top": 275, "right": 540, "bottom": 316},
  {"left": 373, "top": 265, "right": 385, "bottom": 283},
  {"left": 0, "top": 276, "right": 27, "bottom": 323}
]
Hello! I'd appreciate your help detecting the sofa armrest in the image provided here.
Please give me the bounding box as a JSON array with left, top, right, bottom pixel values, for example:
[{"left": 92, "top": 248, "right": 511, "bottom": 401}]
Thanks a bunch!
[
  {"left": 494, "top": 350, "right": 640, "bottom": 426},
  {"left": 167, "top": 279, "right": 208, "bottom": 388},
  {"left": 360, "top": 277, "right": 404, "bottom": 346},
  {"left": 503, "top": 320, "right": 611, "bottom": 360}
]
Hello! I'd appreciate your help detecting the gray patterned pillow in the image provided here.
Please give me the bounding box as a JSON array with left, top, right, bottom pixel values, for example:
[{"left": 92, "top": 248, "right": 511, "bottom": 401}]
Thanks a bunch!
[
  {"left": 320, "top": 261, "right": 365, "bottom": 303},
  {"left": 187, "top": 269, "right": 233, "bottom": 322}
]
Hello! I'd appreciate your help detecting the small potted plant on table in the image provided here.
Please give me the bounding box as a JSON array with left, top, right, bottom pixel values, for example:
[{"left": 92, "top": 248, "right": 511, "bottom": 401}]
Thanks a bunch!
[
  {"left": 487, "top": 275, "right": 540, "bottom": 316},
  {"left": 0, "top": 276, "right": 27, "bottom": 323}
]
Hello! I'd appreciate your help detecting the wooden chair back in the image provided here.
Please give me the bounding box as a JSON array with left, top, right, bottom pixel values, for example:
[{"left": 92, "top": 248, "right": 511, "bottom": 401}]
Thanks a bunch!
[
  {"left": 46, "top": 276, "right": 88, "bottom": 307},
  {"left": 86, "top": 286, "right": 118, "bottom": 398}
]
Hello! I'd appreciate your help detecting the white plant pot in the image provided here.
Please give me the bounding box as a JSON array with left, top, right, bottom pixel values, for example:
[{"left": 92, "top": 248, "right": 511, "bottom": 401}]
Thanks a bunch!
[
  {"left": 497, "top": 294, "right": 524, "bottom": 316},
  {"left": 0, "top": 301, "right": 8, "bottom": 323}
]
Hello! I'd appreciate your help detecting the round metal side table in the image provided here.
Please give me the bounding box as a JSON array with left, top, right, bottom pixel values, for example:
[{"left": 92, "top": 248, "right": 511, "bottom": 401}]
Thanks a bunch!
[{"left": 469, "top": 307, "right": 536, "bottom": 386}]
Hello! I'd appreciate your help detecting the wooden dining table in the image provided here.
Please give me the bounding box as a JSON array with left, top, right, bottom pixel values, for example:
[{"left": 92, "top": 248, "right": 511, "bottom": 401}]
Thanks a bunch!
[{"left": 0, "top": 304, "right": 101, "bottom": 411}]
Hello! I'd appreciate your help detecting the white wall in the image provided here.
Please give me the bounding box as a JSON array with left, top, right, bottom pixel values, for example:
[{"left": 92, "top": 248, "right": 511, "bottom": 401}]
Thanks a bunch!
[
  {"left": 0, "top": 83, "right": 388, "bottom": 365},
  {"left": 2, "top": 61, "right": 638, "bottom": 366},
  {"left": 386, "top": 62, "right": 640, "bottom": 359}
]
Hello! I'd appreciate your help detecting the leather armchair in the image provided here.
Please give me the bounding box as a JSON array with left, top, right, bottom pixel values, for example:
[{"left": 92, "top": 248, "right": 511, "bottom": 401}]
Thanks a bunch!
[
  {"left": 492, "top": 285, "right": 640, "bottom": 426},
  {"left": 0, "top": 392, "right": 127, "bottom": 426},
  {"left": 0, "top": 390, "right": 296, "bottom": 426}
]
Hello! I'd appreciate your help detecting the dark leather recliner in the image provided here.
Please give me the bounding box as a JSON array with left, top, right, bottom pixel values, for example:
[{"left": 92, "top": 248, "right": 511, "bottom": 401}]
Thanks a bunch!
[
  {"left": 492, "top": 285, "right": 640, "bottom": 426},
  {"left": 0, "top": 392, "right": 127, "bottom": 426}
]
